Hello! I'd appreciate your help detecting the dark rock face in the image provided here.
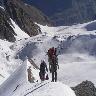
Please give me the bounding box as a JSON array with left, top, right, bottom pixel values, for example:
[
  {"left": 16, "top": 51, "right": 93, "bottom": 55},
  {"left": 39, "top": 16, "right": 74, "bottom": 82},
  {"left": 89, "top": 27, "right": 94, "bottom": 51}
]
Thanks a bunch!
[
  {"left": 0, "top": 8, "right": 16, "bottom": 42},
  {"left": 0, "top": 0, "right": 51, "bottom": 42},
  {"left": 3, "top": 0, "right": 42, "bottom": 37},
  {"left": 72, "top": 80, "right": 96, "bottom": 96}
]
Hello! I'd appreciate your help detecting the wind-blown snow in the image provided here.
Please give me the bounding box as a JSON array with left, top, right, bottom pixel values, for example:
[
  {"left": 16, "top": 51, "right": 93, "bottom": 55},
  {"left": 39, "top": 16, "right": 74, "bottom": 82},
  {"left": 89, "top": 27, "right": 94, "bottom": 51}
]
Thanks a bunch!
[{"left": 58, "top": 53, "right": 96, "bottom": 86}]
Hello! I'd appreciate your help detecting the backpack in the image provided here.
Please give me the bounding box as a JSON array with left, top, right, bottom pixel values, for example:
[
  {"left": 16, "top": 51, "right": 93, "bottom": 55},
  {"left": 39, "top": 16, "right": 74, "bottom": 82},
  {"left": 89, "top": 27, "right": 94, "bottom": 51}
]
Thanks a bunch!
[
  {"left": 52, "top": 55, "right": 57, "bottom": 65},
  {"left": 48, "top": 47, "right": 55, "bottom": 58},
  {"left": 40, "top": 62, "right": 46, "bottom": 72}
]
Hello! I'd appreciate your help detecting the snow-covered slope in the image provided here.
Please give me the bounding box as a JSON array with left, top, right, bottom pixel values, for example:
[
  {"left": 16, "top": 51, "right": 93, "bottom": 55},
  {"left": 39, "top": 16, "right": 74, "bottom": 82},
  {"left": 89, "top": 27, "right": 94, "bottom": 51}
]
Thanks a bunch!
[
  {"left": 21, "top": 82, "right": 76, "bottom": 96},
  {"left": 10, "top": 19, "right": 30, "bottom": 40},
  {"left": 0, "top": 59, "right": 76, "bottom": 96},
  {"left": 0, "top": 59, "right": 27, "bottom": 96},
  {"left": 1, "top": 19, "right": 96, "bottom": 95},
  {"left": 0, "top": 40, "right": 16, "bottom": 85}
]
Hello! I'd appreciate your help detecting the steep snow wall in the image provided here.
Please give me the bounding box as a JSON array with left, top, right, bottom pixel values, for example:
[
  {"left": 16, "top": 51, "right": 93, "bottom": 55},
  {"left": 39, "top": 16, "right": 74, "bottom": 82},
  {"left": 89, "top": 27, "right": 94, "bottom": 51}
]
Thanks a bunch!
[{"left": 0, "top": 60, "right": 27, "bottom": 96}]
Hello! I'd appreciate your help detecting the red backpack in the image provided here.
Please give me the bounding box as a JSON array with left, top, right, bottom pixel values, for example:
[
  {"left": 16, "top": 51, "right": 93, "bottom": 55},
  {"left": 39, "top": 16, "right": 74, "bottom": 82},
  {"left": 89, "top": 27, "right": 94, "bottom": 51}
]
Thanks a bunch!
[{"left": 48, "top": 47, "right": 55, "bottom": 58}]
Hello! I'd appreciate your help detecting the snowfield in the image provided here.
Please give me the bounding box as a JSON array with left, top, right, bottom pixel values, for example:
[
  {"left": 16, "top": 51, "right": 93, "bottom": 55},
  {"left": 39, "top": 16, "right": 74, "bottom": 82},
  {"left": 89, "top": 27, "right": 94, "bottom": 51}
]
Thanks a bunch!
[{"left": 0, "top": 19, "right": 96, "bottom": 96}]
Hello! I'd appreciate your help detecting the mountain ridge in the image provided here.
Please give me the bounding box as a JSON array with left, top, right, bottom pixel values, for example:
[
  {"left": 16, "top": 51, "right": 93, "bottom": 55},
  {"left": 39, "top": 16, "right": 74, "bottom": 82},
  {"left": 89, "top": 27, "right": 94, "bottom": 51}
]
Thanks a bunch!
[{"left": 24, "top": 0, "right": 96, "bottom": 26}]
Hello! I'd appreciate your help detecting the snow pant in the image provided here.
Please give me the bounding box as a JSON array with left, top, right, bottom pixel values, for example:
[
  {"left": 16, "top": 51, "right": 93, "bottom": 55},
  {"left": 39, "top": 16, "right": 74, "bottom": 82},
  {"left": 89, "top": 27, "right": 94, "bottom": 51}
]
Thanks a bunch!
[
  {"left": 39, "top": 72, "right": 45, "bottom": 81},
  {"left": 52, "top": 71, "right": 57, "bottom": 82}
]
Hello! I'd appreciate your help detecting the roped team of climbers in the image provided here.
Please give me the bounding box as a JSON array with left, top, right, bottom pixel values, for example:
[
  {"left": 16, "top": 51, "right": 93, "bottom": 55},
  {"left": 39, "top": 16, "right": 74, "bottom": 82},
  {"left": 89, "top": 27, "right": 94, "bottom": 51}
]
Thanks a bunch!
[{"left": 39, "top": 47, "right": 59, "bottom": 82}]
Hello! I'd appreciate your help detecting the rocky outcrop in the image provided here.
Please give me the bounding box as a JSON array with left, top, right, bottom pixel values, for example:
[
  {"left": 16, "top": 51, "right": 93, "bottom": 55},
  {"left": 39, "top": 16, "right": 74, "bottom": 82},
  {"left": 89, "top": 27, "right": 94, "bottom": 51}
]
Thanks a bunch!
[
  {"left": 0, "top": 0, "right": 51, "bottom": 42},
  {"left": 72, "top": 80, "right": 96, "bottom": 96},
  {"left": 0, "top": 8, "right": 16, "bottom": 42},
  {"left": 3, "top": 0, "right": 42, "bottom": 36}
]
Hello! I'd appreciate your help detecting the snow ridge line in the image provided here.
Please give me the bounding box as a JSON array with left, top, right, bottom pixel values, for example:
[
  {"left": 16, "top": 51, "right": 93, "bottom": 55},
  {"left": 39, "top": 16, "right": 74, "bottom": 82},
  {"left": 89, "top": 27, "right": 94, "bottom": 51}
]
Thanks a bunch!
[
  {"left": 24, "top": 81, "right": 50, "bottom": 96},
  {"left": 20, "top": 82, "right": 42, "bottom": 95}
]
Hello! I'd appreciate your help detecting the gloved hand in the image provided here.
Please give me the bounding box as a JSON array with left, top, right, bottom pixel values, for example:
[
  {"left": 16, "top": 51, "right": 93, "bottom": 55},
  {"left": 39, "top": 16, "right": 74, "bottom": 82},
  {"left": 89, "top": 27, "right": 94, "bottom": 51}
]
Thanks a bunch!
[{"left": 58, "top": 65, "right": 59, "bottom": 69}]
